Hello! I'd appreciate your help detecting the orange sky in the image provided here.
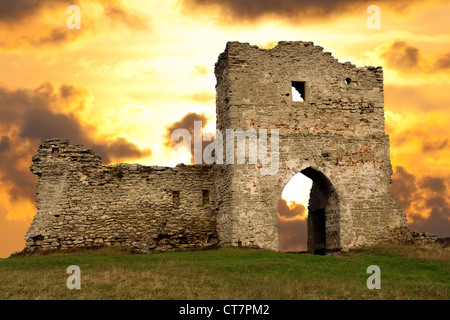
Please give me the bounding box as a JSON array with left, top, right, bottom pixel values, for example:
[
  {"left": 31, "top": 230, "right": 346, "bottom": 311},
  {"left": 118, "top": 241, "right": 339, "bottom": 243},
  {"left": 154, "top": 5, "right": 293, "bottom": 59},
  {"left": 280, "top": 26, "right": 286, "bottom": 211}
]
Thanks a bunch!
[{"left": 0, "top": 0, "right": 449, "bottom": 257}]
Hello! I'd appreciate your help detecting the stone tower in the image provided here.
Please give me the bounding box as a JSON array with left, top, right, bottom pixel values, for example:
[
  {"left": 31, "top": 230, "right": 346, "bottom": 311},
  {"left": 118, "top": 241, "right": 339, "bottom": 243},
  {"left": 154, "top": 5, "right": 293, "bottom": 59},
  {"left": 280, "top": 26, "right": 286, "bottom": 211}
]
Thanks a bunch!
[{"left": 214, "top": 41, "right": 408, "bottom": 253}]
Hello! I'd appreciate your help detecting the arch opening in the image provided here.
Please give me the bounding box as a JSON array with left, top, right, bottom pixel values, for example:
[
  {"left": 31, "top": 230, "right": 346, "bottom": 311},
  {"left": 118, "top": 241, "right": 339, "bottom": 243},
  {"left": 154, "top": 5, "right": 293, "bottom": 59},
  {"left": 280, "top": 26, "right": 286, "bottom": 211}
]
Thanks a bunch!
[
  {"left": 278, "top": 172, "right": 312, "bottom": 253},
  {"left": 278, "top": 167, "right": 340, "bottom": 254}
]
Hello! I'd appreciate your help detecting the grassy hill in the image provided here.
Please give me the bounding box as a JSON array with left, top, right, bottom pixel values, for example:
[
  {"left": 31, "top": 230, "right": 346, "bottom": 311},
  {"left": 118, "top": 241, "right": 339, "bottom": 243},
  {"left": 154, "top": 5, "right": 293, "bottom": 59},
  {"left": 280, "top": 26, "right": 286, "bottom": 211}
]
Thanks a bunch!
[{"left": 0, "top": 244, "right": 448, "bottom": 300}]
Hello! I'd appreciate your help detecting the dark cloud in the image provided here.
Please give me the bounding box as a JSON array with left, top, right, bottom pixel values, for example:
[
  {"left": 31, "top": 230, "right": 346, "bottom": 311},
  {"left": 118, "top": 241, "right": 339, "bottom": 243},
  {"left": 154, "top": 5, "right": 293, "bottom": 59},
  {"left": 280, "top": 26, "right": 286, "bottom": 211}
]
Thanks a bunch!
[
  {"left": 0, "top": 82, "right": 150, "bottom": 203},
  {"left": 94, "top": 137, "right": 148, "bottom": 164},
  {"left": 0, "top": 136, "right": 10, "bottom": 153},
  {"left": 0, "top": 135, "right": 37, "bottom": 202},
  {"left": 391, "top": 166, "right": 450, "bottom": 238},
  {"left": 0, "top": 0, "right": 144, "bottom": 26},
  {"left": 0, "top": 0, "right": 148, "bottom": 48},
  {"left": 278, "top": 198, "right": 307, "bottom": 252},
  {"left": 425, "top": 195, "right": 448, "bottom": 209},
  {"left": 164, "top": 112, "right": 214, "bottom": 165},
  {"left": 181, "top": 0, "right": 419, "bottom": 24},
  {"left": 409, "top": 207, "right": 450, "bottom": 237},
  {"left": 382, "top": 41, "right": 421, "bottom": 70},
  {"left": 422, "top": 139, "right": 448, "bottom": 153},
  {"left": 420, "top": 176, "right": 446, "bottom": 193},
  {"left": 434, "top": 53, "right": 450, "bottom": 70},
  {"left": 278, "top": 219, "right": 307, "bottom": 252},
  {"left": 31, "top": 28, "right": 75, "bottom": 46},
  {"left": 59, "top": 83, "right": 85, "bottom": 100},
  {"left": 382, "top": 42, "right": 450, "bottom": 73},
  {"left": 20, "top": 107, "right": 84, "bottom": 141},
  {"left": 104, "top": 5, "right": 147, "bottom": 30},
  {"left": 390, "top": 166, "right": 418, "bottom": 211},
  {"left": 278, "top": 197, "right": 306, "bottom": 219},
  {"left": 0, "top": 0, "right": 72, "bottom": 23}
]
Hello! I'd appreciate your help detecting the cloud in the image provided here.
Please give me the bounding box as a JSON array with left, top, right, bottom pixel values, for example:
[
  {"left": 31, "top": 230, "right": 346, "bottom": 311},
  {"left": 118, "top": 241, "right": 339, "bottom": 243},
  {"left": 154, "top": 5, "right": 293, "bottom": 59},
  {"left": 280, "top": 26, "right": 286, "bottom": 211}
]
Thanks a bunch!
[
  {"left": 421, "top": 176, "right": 446, "bottom": 193},
  {"left": 422, "top": 139, "right": 449, "bottom": 153},
  {"left": 164, "top": 112, "right": 214, "bottom": 165},
  {"left": 278, "top": 198, "right": 308, "bottom": 251},
  {"left": 180, "top": 0, "right": 421, "bottom": 24},
  {"left": 0, "top": 0, "right": 80, "bottom": 48},
  {"left": 187, "top": 91, "right": 215, "bottom": 103},
  {"left": 191, "top": 65, "right": 210, "bottom": 77},
  {"left": 381, "top": 41, "right": 450, "bottom": 73},
  {"left": 0, "top": 211, "right": 31, "bottom": 257},
  {"left": 434, "top": 53, "right": 450, "bottom": 70},
  {"left": 383, "top": 86, "right": 450, "bottom": 174},
  {"left": 388, "top": 127, "right": 449, "bottom": 157},
  {"left": 278, "top": 198, "right": 306, "bottom": 219},
  {"left": 390, "top": 166, "right": 418, "bottom": 212},
  {"left": 0, "top": 0, "right": 71, "bottom": 23},
  {"left": 82, "top": 56, "right": 210, "bottom": 84},
  {"left": 0, "top": 82, "right": 151, "bottom": 257},
  {"left": 0, "top": 0, "right": 149, "bottom": 49},
  {"left": 278, "top": 218, "right": 307, "bottom": 252},
  {"left": 0, "top": 82, "right": 150, "bottom": 206},
  {"left": 390, "top": 166, "right": 450, "bottom": 237},
  {"left": 0, "top": 136, "right": 36, "bottom": 203},
  {"left": 381, "top": 41, "right": 421, "bottom": 70},
  {"left": 408, "top": 207, "right": 450, "bottom": 236},
  {"left": 104, "top": 4, "right": 147, "bottom": 30},
  {"left": 31, "top": 28, "right": 76, "bottom": 46},
  {"left": 94, "top": 138, "right": 149, "bottom": 164}
]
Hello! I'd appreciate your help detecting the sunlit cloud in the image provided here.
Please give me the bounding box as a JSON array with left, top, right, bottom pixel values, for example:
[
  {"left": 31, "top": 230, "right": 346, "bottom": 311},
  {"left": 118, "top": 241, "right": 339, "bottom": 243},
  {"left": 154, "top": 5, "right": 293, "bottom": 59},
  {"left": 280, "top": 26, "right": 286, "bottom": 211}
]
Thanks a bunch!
[
  {"left": 381, "top": 40, "right": 450, "bottom": 73},
  {"left": 0, "top": 82, "right": 150, "bottom": 222},
  {"left": 0, "top": 0, "right": 150, "bottom": 50},
  {"left": 163, "top": 112, "right": 215, "bottom": 165},
  {"left": 390, "top": 166, "right": 450, "bottom": 234},
  {"left": 278, "top": 198, "right": 308, "bottom": 252}
]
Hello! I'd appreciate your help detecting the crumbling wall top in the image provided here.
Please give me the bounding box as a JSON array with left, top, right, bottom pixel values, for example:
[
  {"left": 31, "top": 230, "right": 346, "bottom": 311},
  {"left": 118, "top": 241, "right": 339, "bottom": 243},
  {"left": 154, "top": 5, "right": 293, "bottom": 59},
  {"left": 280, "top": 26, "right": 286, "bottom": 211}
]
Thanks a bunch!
[{"left": 30, "top": 139, "right": 102, "bottom": 175}]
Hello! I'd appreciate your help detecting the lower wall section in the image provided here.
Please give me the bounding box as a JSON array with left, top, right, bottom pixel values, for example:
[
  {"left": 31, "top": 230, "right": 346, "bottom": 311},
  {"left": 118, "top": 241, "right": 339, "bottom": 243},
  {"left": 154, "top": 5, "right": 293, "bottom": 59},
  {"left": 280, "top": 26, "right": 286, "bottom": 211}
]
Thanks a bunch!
[
  {"left": 24, "top": 139, "right": 218, "bottom": 253},
  {"left": 23, "top": 138, "right": 413, "bottom": 255}
]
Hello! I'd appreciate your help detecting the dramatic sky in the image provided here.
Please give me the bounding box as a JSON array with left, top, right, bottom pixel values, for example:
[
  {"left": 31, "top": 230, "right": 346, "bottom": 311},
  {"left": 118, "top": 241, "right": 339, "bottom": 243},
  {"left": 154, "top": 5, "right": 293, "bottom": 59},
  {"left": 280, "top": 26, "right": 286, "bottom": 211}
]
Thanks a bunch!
[{"left": 1, "top": 0, "right": 449, "bottom": 257}]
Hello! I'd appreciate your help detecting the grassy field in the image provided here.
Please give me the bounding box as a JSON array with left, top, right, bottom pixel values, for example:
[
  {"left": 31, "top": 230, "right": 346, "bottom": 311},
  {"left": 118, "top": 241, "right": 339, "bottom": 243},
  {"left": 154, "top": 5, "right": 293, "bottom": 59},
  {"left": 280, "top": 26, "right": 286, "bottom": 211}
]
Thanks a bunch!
[{"left": 0, "top": 244, "right": 448, "bottom": 300}]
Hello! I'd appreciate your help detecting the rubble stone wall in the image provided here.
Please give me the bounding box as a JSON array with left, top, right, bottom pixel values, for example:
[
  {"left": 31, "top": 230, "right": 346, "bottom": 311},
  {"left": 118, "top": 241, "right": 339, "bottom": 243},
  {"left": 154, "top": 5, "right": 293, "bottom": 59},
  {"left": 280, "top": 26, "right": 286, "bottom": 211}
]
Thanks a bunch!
[
  {"left": 24, "top": 139, "right": 218, "bottom": 253},
  {"left": 24, "top": 41, "right": 411, "bottom": 254}
]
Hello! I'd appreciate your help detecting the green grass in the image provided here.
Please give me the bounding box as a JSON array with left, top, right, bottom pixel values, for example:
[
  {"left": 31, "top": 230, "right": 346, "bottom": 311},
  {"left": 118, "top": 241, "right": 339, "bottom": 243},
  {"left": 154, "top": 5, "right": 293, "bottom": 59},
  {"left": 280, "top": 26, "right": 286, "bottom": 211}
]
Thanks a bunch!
[{"left": 0, "top": 245, "right": 448, "bottom": 300}]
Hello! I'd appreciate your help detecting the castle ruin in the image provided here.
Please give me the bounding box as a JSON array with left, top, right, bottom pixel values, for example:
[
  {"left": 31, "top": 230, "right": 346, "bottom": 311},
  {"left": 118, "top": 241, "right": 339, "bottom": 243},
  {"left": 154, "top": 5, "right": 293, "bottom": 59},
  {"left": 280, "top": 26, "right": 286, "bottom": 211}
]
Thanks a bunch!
[{"left": 24, "top": 41, "right": 410, "bottom": 254}]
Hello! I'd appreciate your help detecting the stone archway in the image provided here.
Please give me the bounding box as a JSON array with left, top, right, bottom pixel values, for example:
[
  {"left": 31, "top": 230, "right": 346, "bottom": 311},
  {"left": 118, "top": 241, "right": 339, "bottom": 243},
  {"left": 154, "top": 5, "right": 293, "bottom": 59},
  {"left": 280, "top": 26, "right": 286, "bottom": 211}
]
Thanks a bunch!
[
  {"left": 277, "top": 166, "right": 341, "bottom": 254},
  {"left": 300, "top": 167, "right": 340, "bottom": 254}
]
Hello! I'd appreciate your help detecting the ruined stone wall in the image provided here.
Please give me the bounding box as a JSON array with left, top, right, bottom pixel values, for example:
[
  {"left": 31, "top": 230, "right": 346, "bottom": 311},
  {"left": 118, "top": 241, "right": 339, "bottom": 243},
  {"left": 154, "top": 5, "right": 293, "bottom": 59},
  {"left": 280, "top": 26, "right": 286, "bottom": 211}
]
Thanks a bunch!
[
  {"left": 24, "top": 139, "right": 218, "bottom": 253},
  {"left": 214, "top": 41, "right": 408, "bottom": 252},
  {"left": 24, "top": 40, "right": 409, "bottom": 255}
]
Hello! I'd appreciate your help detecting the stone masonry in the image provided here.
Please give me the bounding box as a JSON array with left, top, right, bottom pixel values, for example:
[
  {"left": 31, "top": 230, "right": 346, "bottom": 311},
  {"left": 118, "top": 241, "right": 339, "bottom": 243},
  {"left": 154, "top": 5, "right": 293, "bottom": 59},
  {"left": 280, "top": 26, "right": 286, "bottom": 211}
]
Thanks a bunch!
[
  {"left": 213, "top": 41, "right": 408, "bottom": 253},
  {"left": 24, "top": 41, "right": 409, "bottom": 254},
  {"left": 25, "top": 139, "right": 218, "bottom": 252}
]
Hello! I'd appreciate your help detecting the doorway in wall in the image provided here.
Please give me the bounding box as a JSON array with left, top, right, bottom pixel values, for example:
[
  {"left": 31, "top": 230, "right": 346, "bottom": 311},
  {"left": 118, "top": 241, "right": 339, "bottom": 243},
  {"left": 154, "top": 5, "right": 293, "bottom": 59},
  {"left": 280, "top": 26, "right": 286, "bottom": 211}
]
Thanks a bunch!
[{"left": 278, "top": 167, "right": 340, "bottom": 254}]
